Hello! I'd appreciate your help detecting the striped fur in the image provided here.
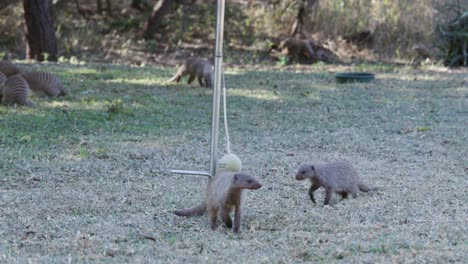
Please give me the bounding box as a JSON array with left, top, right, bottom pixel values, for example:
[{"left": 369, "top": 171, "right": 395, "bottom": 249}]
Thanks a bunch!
[
  {"left": 0, "top": 71, "right": 6, "bottom": 84},
  {"left": 0, "top": 61, "right": 22, "bottom": 77},
  {"left": 0, "top": 71, "right": 6, "bottom": 100},
  {"left": 22, "top": 71, "right": 67, "bottom": 97},
  {"left": 1, "top": 74, "right": 33, "bottom": 106}
]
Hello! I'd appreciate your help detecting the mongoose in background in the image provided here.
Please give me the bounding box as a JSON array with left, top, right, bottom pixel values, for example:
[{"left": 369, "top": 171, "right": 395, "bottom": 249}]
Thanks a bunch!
[
  {"left": 0, "top": 61, "right": 22, "bottom": 77},
  {"left": 167, "top": 57, "right": 213, "bottom": 88},
  {"left": 277, "top": 37, "right": 337, "bottom": 64},
  {"left": 1, "top": 74, "right": 33, "bottom": 106},
  {"left": 22, "top": 71, "right": 67, "bottom": 97},
  {"left": 277, "top": 38, "right": 316, "bottom": 64},
  {"left": 295, "top": 160, "right": 375, "bottom": 205},
  {"left": 173, "top": 171, "right": 262, "bottom": 233}
]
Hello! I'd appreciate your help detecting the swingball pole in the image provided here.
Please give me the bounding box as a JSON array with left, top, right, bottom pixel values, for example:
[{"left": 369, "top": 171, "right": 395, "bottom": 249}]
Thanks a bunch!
[{"left": 170, "top": 0, "right": 226, "bottom": 177}]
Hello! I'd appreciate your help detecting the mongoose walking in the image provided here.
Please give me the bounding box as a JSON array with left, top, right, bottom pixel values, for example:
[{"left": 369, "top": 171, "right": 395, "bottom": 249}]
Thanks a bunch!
[
  {"left": 0, "top": 61, "right": 22, "bottom": 77},
  {"left": 173, "top": 171, "right": 262, "bottom": 233},
  {"left": 167, "top": 57, "right": 213, "bottom": 88},
  {"left": 22, "top": 71, "right": 67, "bottom": 97},
  {"left": 295, "top": 160, "right": 374, "bottom": 205},
  {"left": 1, "top": 74, "right": 33, "bottom": 106}
]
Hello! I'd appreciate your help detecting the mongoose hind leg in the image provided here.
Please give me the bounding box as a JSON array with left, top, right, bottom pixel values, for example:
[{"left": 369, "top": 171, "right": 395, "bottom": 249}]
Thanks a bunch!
[
  {"left": 324, "top": 187, "right": 333, "bottom": 205},
  {"left": 308, "top": 183, "right": 320, "bottom": 203},
  {"left": 197, "top": 76, "right": 204, "bottom": 87},
  {"left": 221, "top": 207, "right": 232, "bottom": 228},
  {"left": 210, "top": 207, "right": 219, "bottom": 230}
]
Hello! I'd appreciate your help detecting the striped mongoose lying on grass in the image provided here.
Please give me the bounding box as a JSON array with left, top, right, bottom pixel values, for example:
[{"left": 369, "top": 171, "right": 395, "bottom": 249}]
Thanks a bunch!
[
  {"left": 22, "top": 71, "right": 67, "bottom": 97},
  {"left": 295, "top": 160, "right": 375, "bottom": 205},
  {"left": 1, "top": 74, "right": 34, "bottom": 106},
  {"left": 167, "top": 57, "right": 213, "bottom": 88},
  {"left": 173, "top": 171, "right": 262, "bottom": 233}
]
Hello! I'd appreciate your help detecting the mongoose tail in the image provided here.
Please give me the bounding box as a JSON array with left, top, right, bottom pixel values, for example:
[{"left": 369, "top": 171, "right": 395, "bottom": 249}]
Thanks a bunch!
[
  {"left": 358, "top": 183, "right": 377, "bottom": 192},
  {"left": 166, "top": 69, "right": 183, "bottom": 83},
  {"left": 173, "top": 202, "right": 206, "bottom": 217}
]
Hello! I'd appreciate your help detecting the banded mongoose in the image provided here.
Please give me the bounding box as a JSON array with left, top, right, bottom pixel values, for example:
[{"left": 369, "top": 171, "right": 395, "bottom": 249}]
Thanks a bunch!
[
  {"left": 1, "top": 74, "right": 33, "bottom": 106},
  {"left": 0, "top": 61, "right": 22, "bottom": 77},
  {"left": 173, "top": 171, "right": 262, "bottom": 233},
  {"left": 22, "top": 71, "right": 67, "bottom": 97},
  {"left": 295, "top": 160, "right": 375, "bottom": 205},
  {"left": 167, "top": 57, "right": 213, "bottom": 88}
]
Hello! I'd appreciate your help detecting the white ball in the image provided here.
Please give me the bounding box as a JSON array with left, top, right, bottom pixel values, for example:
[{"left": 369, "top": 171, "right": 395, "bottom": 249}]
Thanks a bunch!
[{"left": 217, "top": 153, "right": 242, "bottom": 172}]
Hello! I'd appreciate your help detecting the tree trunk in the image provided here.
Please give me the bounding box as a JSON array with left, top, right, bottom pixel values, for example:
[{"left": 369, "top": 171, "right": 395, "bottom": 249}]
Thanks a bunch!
[
  {"left": 23, "top": 0, "right": 58, "bottom": 61},
  {"left": 97, "top": 0, "right": 102, "bottom": 13},
  {"left": 290, "top": 0, "right": 317, "bottom": 37},
  {"left": 131, "top": 0, "right": 142, "bottom": 10},
  {"left": 105, "top": 0, "right": 111, "bottom": 14},
  {"left": 142, "top": 0, "right": 176, "bottom": 39}
]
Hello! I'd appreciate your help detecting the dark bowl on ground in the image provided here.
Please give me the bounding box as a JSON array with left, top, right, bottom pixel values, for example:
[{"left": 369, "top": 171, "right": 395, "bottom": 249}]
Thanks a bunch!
[{"left": 335, "top": 72, "right": 375, "bottom": 83}]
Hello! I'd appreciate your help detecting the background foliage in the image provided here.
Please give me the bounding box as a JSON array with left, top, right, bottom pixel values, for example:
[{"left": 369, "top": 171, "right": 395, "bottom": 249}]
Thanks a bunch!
[{"left": 0, "top": 0, "right": 466, "bottom": 64}]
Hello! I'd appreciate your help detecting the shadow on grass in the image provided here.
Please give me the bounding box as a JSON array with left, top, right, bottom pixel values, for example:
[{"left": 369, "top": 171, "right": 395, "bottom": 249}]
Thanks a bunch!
[{"left": 2, "top": 63, "right": 465, "bottom": 154}]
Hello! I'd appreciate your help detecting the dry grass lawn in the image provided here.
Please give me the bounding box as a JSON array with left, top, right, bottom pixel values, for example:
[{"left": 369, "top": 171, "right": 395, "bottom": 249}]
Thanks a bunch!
[{"left": 0, "top": 62, "right": 467, "bottom": 263}]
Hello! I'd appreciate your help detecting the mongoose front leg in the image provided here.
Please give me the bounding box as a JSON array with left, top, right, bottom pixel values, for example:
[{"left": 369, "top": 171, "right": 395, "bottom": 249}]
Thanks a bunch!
[
  {"left": 221, "top": 207, "right": 232, "bottom": 228},
  {"left": 308, "top": 183, "right": 320, "bottom": 203},
  {"left": 340, "top": 192, "right": 348, "bottom": 200},
  {"left": 210, "top": 208, "right": 219, "bottom": 230},
  {"left": 324, "top": 187, "right": 333, "bottom": 205},
  {"left": 197, "top": 77, "right": 204, "bottom": 87},
  {"left": 187, "top": 74, "right": 196, "bottom": 84},
  {"left": 233, "top": 205, "right": 242, "bottom": 233}
]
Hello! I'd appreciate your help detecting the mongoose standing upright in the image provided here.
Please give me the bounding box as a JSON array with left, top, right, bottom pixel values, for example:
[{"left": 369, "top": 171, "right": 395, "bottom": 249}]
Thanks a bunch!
[
  {"left": 167, "top": 57, "right": 213, "bottom": 88},
  {"left": 295, "top": 160, "right": 374, "bottom": 205},
  {"left": 173, "top": 171, "right": 262, "bottom": 233}
]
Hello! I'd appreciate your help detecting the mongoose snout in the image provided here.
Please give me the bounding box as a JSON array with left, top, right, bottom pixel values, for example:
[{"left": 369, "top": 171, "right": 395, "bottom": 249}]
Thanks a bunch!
[
  {"left": 233, "top": 173, "right": 262, "bottom": 190},
  {"left": 295, "top": 164, "right": 313, "bottom": 180},
  {"left": 249, "top": 182, "right": 262, "bottom": 190}
]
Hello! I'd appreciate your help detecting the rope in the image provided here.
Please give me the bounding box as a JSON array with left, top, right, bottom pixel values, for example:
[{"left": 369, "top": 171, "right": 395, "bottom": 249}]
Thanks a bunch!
[{"left": 221, "top": 69, "right": 231, "bottom": 154}]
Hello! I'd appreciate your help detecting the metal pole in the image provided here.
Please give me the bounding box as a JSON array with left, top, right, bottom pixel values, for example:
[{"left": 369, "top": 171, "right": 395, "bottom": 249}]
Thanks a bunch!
[
  {"left": 170, "top": 0, "right": 225, "bottom": 178},
  {"left": 209, "top": 0, "right": 225, "bottom": 176}
]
